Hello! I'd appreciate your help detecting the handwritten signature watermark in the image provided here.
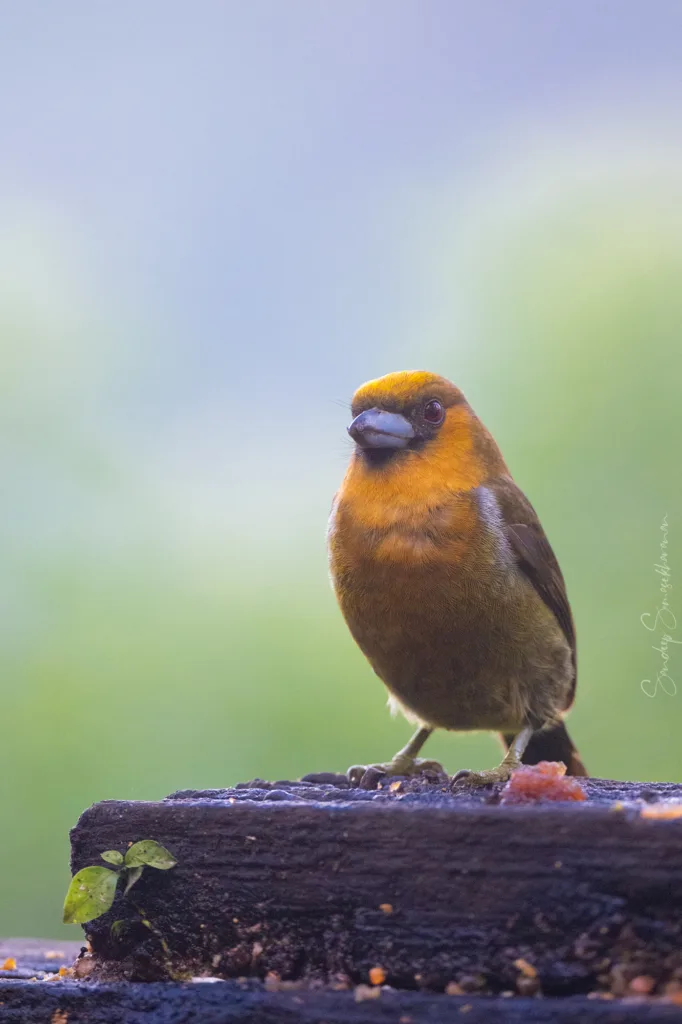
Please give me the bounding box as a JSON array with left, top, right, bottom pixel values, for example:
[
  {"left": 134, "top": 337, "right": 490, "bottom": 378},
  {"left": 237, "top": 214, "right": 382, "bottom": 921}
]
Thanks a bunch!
[{"left": 640, "top": 514, "right": 680, "bottom": 697}]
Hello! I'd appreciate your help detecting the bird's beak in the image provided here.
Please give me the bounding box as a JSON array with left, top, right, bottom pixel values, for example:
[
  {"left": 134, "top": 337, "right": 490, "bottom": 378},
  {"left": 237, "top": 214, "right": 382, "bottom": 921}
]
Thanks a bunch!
[{"left": 348, "top": 408, "right": 415, "bottom": 449}]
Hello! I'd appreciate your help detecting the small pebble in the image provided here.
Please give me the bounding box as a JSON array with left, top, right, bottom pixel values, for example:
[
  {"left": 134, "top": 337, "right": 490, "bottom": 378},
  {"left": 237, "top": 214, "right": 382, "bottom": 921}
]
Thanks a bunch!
[
  {"left": 359, "top": 768, "right": 386, "bottom": 790},
  {"left": 629, "top": 975, "right": 655, "bottom": 995},
  {"left": 300, "top": 772, "right": 348, "bottom": 786},
  {"left": 355, "top": 983, "right": 381, "bottom": 1002},
  {"left": 458, "top": 974, "right": 484, "bottom": 993}
]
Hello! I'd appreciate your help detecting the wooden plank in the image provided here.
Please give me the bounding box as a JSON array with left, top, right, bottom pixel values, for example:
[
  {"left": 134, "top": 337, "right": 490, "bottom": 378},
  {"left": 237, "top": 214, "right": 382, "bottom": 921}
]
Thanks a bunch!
[
  {"left": 2, "top": 979, "right": 682, "bottom": 1023},
  {"left": 0, "top": 939, "right": 82, "bottom": 980},
  {"left": 69, "top": 775, "right": 682, "bottom": 999}
]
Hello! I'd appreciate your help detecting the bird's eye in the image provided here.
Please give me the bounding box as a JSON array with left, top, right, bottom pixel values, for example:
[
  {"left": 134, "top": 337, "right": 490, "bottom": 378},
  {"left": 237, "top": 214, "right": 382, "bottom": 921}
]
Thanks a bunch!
[{"left": 423, "top": 399, "right": 444, "bottom": 424}]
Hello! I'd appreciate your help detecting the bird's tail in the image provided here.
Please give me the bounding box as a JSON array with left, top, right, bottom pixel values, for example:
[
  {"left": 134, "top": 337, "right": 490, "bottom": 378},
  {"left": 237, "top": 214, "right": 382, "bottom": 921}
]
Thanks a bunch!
[{"left": 502, "top": 721, "right": 588, "bottom": 777}]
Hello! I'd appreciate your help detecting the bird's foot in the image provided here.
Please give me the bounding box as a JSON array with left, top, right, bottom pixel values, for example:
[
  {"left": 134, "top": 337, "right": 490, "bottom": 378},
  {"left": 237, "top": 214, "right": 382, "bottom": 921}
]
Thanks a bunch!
[
  {"left": 451, "top": 760, "right": 519, "bottom": 790},
  {"left": 347, "top": 756, "right": 446, "bottom": 786}
]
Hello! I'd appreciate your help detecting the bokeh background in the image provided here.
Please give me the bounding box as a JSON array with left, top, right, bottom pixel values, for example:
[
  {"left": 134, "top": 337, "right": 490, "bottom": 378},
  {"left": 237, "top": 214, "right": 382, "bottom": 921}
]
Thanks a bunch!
[{"left": 2, "top": 1, "right": 682, "bottom": 938}]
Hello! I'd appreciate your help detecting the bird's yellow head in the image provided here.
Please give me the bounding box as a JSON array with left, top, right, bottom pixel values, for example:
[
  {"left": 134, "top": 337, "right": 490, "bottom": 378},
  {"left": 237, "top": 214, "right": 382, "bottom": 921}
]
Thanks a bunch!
[
  {"left": 349, "top": 371, "right": 464, "bottom": 460},
  {"left": 344, "top": 370, "right": 508, "bottom": 499}
]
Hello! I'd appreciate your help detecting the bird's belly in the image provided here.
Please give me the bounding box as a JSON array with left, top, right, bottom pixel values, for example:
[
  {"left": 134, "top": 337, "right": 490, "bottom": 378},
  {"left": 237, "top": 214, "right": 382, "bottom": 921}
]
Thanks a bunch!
[{"left": 336, "top": 558, "right": 571, "bottom": 733}]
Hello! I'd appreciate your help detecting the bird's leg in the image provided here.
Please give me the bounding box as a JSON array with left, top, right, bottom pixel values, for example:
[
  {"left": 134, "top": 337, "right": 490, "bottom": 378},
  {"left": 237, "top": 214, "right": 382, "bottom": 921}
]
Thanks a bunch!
[
  {"left": 347, "top": 726, "right": 445, "bottom": 783},
  {"left": 452, "top": 725, "right": 533, "bottom": 788}
]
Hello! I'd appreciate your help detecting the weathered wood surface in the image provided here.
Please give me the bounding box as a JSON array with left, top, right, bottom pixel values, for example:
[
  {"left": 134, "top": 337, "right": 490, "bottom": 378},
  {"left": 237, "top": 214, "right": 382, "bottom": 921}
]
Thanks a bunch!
[
  {"left": 2, "top": 979, "right": 682, "bottom": 1023},
  {"left": 69, "top": 774, "right": 682, "bottom": 1001},
  {"left": 0, "top": 938, "right": 82, "bottom": 980}
]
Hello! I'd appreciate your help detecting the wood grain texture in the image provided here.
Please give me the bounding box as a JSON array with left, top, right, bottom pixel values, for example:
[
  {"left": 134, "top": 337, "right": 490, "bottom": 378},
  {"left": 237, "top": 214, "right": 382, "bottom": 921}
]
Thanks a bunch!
[
  {"left": 2, "top": 980, "right": 682, "bottom": 1023},
  {"left": 69, "top": 775, "right": 682, "bottom": 1000},
  {"left": 0, "top": 939, "right": 82, "bottom": 980}
]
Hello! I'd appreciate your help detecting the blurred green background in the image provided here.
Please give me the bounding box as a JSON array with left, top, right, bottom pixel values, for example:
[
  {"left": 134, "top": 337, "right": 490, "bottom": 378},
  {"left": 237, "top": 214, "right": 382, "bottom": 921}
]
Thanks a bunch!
[{"left": 2, "top": 2, "right": 682, "bottom": 938}]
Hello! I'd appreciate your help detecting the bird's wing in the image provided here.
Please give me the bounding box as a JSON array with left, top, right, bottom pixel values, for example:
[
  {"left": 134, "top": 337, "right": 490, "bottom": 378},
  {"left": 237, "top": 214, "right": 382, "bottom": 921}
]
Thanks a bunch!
[{"left": 486, "top": 475, "right": 576, "bottom": 709}]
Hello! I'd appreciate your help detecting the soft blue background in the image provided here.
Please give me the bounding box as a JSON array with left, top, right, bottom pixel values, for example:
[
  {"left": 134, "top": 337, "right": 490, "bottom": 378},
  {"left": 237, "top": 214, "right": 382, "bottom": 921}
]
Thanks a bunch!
[{"left": 1, "top": 2, "right": 681, "bottom": 937}]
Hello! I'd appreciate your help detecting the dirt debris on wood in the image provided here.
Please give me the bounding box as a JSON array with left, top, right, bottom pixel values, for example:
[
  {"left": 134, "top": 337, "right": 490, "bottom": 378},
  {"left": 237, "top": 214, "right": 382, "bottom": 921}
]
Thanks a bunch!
[{"left": 64, "top": 773, "right": 682, "bottom": 1003}]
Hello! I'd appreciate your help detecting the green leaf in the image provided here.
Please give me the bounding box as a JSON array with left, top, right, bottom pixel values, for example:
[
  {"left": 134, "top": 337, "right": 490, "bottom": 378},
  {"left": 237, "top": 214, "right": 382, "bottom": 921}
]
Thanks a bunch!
[
  {"left": 124, "top": 840, "right": 177, "bottom": 871},
  {"left": 63, "top": 866, "right": 119, "bottom": 925},
  {"left": 123, "top": 865, "right": 144, "bottom": 894},
  {"left": 101, "top": 850, "right": 124, "bottom": 866},
  {"left": 110, "top": 919, "right": 128, "bottom": 939}
]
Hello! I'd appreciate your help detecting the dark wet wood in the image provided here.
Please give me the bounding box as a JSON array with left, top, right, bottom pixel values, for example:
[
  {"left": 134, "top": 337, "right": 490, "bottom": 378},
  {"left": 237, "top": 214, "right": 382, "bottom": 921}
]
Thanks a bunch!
[
  {"left": 67, "top": 775, "right": 682, "bottom": 1000},
  {"left": 2, "top": 978, "right": 682, "bottom": 1023},
  {"left": 0, "top": 938, "right": 82, "bottom": 980}
]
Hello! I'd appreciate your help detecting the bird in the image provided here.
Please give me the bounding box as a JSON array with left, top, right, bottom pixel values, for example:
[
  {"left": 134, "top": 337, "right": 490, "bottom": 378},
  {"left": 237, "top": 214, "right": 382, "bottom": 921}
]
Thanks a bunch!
[{"left": 327, "top": 370, "right": 587, "bottom": 785}]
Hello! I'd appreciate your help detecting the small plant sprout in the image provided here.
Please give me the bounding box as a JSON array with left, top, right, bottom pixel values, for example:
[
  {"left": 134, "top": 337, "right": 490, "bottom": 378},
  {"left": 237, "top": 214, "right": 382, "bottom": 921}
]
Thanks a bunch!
[{"left": 63, "top": 840, "right": 176, "bottom": 925}]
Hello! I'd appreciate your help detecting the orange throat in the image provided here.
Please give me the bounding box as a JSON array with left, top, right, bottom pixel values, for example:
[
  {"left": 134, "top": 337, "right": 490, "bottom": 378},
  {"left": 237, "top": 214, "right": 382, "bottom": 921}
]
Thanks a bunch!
[{"left": 333, "top": 406, "right": 500, "bottom": 563}]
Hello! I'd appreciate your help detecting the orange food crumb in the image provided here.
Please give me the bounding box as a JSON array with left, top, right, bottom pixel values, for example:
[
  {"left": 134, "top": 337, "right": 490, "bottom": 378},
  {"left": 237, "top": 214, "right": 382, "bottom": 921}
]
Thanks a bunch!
[
  {"left": 369, "top": 966, "right": 386, "bottom": 986},
  {"left": 58, "top": 966, "right": 73, "bottom": 978},
  {"left": 389, "top": 780, "right": 402, "bottom": 793},
  {"left": 355, "top": 983, "right": 381, "bottom": 1002},
  {"left": 514, "top": 958, "right": 538, "bottom": 978},
  {"left": 379, "top": 903, "right": 393, "bottom": 914},
  {"left": 500, "top": 762, "right": 587, "bottom": 805},
  {"left": 446, "top": 981, "right": 464, "bottom": 995},
  {"left": 44, "top": 951, "right": 66, "bottom": 960},
  {"left": 640, "top": 802, "right": 682, "bottom": 820},
  {"left": 1, "top": 958, "right": 16, "bottom": 971}
]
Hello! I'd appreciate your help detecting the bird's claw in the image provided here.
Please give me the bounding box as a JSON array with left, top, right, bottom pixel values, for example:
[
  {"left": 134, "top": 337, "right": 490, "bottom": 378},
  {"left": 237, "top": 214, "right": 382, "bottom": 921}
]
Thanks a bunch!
[
  {"left": 347, "top": 757, "right": 446, "bottom": 786},
  {"left": 451, "top": 762, "right": 518, "bottom": 790}
]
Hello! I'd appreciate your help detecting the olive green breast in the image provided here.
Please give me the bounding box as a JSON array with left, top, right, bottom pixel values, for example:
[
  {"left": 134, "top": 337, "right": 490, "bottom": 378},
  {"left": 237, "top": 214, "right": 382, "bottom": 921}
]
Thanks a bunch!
[{"left": 328, "top": 489, "right": 573, "bottom": 732}]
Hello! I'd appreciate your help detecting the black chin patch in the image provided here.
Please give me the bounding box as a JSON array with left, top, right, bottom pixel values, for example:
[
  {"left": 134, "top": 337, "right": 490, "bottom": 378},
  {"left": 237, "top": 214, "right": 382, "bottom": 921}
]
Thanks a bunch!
[
  {"left": 361, "top": 447, "right": 402, "bottom": 469},
  {"left": 360, "top": 438, "right": 425, "bottom": 468}
]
